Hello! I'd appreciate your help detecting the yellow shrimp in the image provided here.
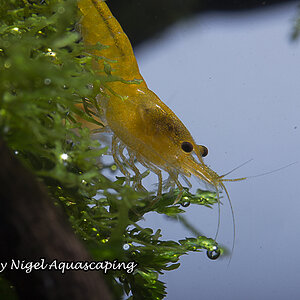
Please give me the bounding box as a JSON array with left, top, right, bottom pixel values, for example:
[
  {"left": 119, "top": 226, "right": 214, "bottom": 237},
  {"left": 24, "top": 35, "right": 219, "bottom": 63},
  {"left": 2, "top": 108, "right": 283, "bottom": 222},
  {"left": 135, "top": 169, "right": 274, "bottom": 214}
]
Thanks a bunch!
[{"left": 77, "top": 0, "right": 243, "bottom": 216}]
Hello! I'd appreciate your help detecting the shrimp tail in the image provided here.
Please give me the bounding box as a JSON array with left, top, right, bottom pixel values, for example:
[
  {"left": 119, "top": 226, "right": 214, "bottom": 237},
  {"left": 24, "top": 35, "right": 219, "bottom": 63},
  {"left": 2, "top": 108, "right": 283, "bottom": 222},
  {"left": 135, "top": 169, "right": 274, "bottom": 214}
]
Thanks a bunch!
[{"left": 78, "top": 0, "right": 147, "bottom": 86}]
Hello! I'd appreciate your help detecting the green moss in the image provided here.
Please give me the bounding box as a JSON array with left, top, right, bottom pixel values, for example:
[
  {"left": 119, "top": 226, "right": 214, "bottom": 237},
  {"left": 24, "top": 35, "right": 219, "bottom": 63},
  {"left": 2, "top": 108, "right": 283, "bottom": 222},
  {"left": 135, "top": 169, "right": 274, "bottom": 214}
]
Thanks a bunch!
[
  {"left": 0, "top": 1, "right": 222, "bottom": 299},
  {"left": 292, "top": 4, "right": 300, "bottom": 40}
]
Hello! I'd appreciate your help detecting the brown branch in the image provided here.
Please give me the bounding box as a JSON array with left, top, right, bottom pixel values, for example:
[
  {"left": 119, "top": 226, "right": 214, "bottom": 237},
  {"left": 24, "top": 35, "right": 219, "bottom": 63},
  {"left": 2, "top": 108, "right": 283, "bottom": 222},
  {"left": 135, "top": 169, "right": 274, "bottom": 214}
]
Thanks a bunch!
[
  {"left": 108, "top": 0, "right": 298, "bottom": 46},
  {"left": 0, "top": 138, "right": 112, "bottom": 300}
]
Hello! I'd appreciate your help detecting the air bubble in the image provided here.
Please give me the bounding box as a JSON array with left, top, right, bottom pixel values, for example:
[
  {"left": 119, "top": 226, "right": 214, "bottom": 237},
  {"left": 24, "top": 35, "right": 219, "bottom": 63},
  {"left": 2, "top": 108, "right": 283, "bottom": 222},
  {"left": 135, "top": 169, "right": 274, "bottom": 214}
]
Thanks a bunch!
[
  {"left": 111, "top": 164, "right": 117, "bottom": 171},
  {"left": 46, "top": 51, "right": 56, "bottom": 57},
  {"left": 123, "top": 243, "right": 130, "bottom": 250},
  {"left": 44, "top": 78, "right": 51, "bottom": 85},
  {"left": 206, "top": 246, "right": 220, "bottom": 260},
  {"left": 57, "top": 7, "right": 65, "bottom": 14},
  {"left": 60, "top": 153, "right": 69, "bottom": 160},
  {"left": 181, "top": 201, "right": 190, "bottom": 207},
  {"left": 4, "top": 61, "right": 11, "bottom": 68}
]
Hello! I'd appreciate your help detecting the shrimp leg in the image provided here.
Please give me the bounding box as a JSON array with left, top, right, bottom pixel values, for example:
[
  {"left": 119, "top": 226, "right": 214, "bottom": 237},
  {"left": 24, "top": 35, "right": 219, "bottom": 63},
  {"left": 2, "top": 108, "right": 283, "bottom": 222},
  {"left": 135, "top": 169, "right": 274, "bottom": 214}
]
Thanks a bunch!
[
  {"left": 112, "top": 135, "right": 130, "bottom": 184},
  {"left": 138, "top": 159, "right": 162, "bottom": 202},
  {"left": 91, "top": 125, "right": 110, "bottom": 134},
  {"left": 117, "top": 142, "right": 146, "bottom": 191},
  {"left": 127, "top": 151, "right": 147, "bottom": 192},
  {"left": 168, "top": 171, "right": 184, "bottom": 204},
  {"left": 162, "top": 168, "right": 179, "bottom": 190},
  {"left": 163, "top": 175, "right": 176, "bottom": 190},
  {"left": 180, "top": 174, "right": 192, "bottom": 189}
]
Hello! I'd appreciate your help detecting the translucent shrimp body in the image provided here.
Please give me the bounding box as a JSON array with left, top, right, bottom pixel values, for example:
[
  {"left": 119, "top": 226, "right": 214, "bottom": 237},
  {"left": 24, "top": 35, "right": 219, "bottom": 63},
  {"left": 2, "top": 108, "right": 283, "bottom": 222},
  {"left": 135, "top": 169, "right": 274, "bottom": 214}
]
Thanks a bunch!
[{"left": 78, "top": 0, "right": 231, "bottom": 204}]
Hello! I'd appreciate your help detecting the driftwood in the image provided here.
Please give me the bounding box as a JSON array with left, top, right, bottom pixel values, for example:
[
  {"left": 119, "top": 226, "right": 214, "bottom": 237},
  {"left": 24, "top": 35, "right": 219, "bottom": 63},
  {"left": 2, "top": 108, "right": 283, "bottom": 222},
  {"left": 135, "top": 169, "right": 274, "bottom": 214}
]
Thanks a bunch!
[
  {"left": 108, "top": 0, "right": 297, "bottom": 46},
  {"left": 0, "top": 138, "right": 112, "bottom": 300}
]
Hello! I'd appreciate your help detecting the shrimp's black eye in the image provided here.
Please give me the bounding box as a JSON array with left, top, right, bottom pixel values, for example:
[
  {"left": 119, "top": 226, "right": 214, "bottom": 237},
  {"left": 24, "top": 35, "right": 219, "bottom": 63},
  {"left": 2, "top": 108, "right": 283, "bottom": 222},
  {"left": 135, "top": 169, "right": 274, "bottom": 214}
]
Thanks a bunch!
[
  {"left": 181, "top": 142, "right": 193, "bottom": 153},
  {"left": 199, "top": 145, "right": 208, "bottom": 157}
]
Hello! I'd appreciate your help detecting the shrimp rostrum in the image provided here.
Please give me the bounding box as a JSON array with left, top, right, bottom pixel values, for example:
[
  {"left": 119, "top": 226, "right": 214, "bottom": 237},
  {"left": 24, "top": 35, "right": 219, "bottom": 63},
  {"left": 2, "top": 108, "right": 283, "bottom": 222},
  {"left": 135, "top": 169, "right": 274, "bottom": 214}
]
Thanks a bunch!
[{"left": 78, "top": 0, "right": 238, "bottom": 205}]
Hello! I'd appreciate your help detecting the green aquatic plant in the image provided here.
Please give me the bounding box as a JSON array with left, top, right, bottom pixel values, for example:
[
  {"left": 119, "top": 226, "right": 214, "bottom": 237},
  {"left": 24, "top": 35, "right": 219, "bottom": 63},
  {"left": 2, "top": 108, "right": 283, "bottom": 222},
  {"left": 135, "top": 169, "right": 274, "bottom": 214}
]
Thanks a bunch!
[{"left": 0, "top": 1, "right": 222, "bottom": 299}]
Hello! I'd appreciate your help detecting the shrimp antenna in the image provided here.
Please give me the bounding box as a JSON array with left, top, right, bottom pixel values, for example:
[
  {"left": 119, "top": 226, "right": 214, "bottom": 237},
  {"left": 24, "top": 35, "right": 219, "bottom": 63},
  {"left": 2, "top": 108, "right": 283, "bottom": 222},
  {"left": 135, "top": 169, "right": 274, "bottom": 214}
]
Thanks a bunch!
[
  {"left": 220, "top": 158, "right": 253, "bottom": 178},
  {"left": 220, "top": 161, "right": 297, "bottom": 264},
  {"left": 222, "top": 161, "right": 297, "bottom": 182},
  {"left": 214, "top": 183, "right": 235, "bottom": 265},
  {"left": 221, "top": 183, "right": 235, "bottom": 266},
  {"left": 241, "top": 161, "right": 297, "bottom": 179},
  {"left": 214, "top": 189, "right": 221, "bottom": 242}
]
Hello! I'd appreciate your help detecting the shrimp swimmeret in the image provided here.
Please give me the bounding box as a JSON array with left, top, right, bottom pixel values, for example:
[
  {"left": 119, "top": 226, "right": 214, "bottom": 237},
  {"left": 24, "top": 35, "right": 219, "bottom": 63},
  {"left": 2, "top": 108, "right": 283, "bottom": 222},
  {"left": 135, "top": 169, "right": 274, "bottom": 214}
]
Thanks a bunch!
[{"left": 77, "top": 0, "right": 243, "bottom": 215}]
